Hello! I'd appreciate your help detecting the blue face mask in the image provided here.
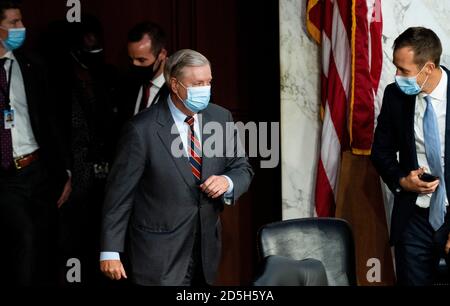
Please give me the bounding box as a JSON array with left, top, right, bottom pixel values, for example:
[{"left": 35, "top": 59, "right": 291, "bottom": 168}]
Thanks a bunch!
[
  {"left": 1, "top": 27, "right": 26, "bottom": 51},
  {"left": 395, "top": 64, "right": 429, "bottom": 95},
  {"left": 178, "top": 82, "right": 211, "bottom": 113}
]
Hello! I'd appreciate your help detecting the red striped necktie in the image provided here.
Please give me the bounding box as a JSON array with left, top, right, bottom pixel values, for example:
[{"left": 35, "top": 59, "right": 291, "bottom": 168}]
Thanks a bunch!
[{"left": 185, "top": 116, "right": 202, "bottom": 184}]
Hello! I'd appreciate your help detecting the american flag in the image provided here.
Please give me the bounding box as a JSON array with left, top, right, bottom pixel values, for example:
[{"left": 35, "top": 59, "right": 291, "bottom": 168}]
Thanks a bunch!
[{"left": 307, "top": 0, "right": 383, "bottom": 217}]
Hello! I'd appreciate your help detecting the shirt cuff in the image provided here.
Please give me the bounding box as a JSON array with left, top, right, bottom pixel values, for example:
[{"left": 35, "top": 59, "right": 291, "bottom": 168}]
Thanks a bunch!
[
  {"left": 100, "top": 252, "right": 121, "bottom": 261},
  {"left": 222, "top": 175, "right": 234, "bottom": 205},
  {"left": 222, "top": 175, "right": 234, "bottom": 196}
]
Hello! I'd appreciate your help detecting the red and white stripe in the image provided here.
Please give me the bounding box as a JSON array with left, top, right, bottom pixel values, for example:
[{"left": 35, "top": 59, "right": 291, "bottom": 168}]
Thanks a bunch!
[
  {"left": 350, "top": 0, "right": 383, "bottom": 154},
  {"left": 315, "top": 0, "right": 352, "bottom": 217}
]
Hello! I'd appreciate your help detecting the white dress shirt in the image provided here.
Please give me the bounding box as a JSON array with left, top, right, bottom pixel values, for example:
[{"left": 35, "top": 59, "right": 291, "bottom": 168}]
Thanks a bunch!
[
  {"left": 100, "top": 96, "right": 234, "bottom": 261},
  {"left": 133, "top": 72, "right": 165, "bottom": 115},
  {"left": 415, "top": 68, "right": 448, "bottom": 208},
  {"left": 2, "top": 51, "right": 39, "bottom": 158}
]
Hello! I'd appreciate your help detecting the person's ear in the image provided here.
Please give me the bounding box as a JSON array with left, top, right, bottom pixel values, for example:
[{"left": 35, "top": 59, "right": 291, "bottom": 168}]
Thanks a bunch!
[
  {"left": 170, "top": 77, "right": 178, "bottom": 93},
  {"left": 0, "top": 27, "right": 8, "bottom": 41},
  {"left": 425, "top": 62, "right": 436, "bottom": 75},
  {"left": 160, "top": 48, "right": 168, "bottom": 59}
]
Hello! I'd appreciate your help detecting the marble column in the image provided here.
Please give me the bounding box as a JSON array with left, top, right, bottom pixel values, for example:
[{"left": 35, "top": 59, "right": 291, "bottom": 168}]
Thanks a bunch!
[{"left": 280, "top": 0, "right": 321, "bottom": 220}]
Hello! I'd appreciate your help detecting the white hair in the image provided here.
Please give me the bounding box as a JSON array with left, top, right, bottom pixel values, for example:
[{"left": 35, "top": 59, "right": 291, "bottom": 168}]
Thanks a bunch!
[{"left": 164, "top": 49, "right": 210, "bottom": 85}]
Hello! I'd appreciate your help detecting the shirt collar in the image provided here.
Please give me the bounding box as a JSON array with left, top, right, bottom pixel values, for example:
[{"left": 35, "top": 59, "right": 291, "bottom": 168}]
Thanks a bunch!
[
  {"left": 152, "top": 72, "right": 165, "bottom": 89},
  {"left": 424, "top": 67, "right": 447, "bottom": 102},
  {"left": 1, "top": 51, "right": 15, "bottom": 61},
  {"left": 167, "top": 95, "right": 197, "bottom": 125}
]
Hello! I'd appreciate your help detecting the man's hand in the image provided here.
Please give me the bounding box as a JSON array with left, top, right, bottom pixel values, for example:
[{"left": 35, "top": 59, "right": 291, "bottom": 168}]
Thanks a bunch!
[
  {"left": 57, "top": 177, "right": 72, "bottom": 208},
  {"left": 200, "top": 176, "right": 230, "bottom": 199},
  {"left": 100, "top": 260, "right": 128, "bottom": 281},
  {"left": 399, "top": 169, "right": 439, "bottom": 194}
]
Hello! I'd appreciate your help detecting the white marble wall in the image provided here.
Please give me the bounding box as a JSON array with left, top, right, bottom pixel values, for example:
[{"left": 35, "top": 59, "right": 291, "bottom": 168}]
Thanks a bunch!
[
  {"left": 280, "top": 0, "right": 321, "bottom": 219},
  {"left": 281, "top": 0, "right": 450, "bottom": 220}
]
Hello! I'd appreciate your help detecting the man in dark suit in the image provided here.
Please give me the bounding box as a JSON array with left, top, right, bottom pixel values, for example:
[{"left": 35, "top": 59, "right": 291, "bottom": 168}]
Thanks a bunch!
[
  {"left": 0, "top": 1, "right": 71, "bottom": 286},
  {"left": 100, "top": 49, "right": 254, "bottom": 286},
  {"left": 116, "top": 22, "right": 169, "bottom": 129},
  {"left": 371, "top": 27, "right": 450, "bottom": 285}
]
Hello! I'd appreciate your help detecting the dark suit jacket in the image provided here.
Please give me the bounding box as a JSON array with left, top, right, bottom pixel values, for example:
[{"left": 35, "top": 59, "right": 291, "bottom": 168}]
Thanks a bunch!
[
  {"left": 116, "top": 75, "right": 169, "bottom": 129},
  {"left": 371, "top": 66, "right": 450, "bottom": 245},
  {"left": 101, "top": 93, "right": 254, "bottom": 285},
  {"left": 13, "top": 50, "right": 69, "bottom": 188}
]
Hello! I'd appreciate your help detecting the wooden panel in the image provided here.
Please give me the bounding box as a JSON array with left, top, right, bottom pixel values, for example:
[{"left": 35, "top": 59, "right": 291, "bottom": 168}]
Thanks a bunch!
[{"left": 336, "top": 152, "right": 395, "bottom": 285}]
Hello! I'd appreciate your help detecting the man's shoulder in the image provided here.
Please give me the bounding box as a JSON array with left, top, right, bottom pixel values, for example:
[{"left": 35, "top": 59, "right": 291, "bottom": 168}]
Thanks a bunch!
[
  {"left": 383, "top": 82, "right": 411, "bottom": 105},
  {"left": 384, "top": 82, "right": 400, "bottom": 96},
  {"left": 203, "top": 103, "right": 232, "bottom": 119},
  {"left": 129, "top": 101, "right": 164, "bottom": 128},
  {"left": 13, "top": 49, "right": 47, "bottom": 68}
]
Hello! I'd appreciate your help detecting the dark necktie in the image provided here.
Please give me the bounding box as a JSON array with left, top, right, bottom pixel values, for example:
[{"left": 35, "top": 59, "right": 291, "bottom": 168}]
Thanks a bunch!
[
  {"left": 0, "top": 58, "right": 12, "bottom": 170},
  {"left": 185, "top": 116, "right": 202, "bottom": 184},
  {"left": 138, "top": 81, "right": 152, "bottom": 112}
]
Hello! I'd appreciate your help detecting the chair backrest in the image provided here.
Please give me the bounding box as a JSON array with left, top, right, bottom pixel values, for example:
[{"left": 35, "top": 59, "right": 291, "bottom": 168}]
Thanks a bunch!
[
  {"left": 253, "top": 256, "right": 329, "bottom": 286},
  {"left": 257, "top": 218, "right": 356, "bottom": 286}
]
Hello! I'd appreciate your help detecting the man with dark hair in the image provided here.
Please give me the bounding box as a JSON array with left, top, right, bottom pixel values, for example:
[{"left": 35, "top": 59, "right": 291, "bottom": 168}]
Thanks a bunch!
[
  {"left": 371, "top": 27, "right": 450, "bottom": 285},
  {"left": 393, "top": 27, "right": 443, "bottom": 67},
  {"left": 0, "top": 0, "right": 71, "bottom": 286},
  {"left": 117, "top": 22, "right": 168, "bottom": 127}
]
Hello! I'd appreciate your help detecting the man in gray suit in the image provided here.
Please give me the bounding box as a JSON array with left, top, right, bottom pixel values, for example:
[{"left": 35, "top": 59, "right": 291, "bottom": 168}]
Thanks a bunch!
[{"left": 99, "top": 49, "right": 254, "bottom": 286}]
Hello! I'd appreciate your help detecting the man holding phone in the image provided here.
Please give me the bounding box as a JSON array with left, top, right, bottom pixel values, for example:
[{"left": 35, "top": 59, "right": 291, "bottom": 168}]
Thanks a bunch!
[
  {"left": 419, "top": 172, "right": 439, "bottom": 183},
  {"left": 371, "top": 27, "right": 450, "bottom": 285}
]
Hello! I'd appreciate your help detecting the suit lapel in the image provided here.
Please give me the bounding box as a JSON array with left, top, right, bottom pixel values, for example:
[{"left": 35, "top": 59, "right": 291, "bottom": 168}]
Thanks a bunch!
[
  {"left": 152, "top": 84, "right": 169, "bottom": 105},
  {"left": 13, "top": 52, "right": 39, "bottom": 136},
  {"left": 406, "top": 93, "right": 419, "bottom": 169},
  {"left": 199, "top": 109, "right": 215, "bottom": 182},
  {"left": 443, "top": 67, "right": 450, "bottom": 198},
  {"left": 14, "top": 53, "right": 33, "bottom": 110},
  {"left": 156, "top": 99, "right": 198, "bottom": 193}
]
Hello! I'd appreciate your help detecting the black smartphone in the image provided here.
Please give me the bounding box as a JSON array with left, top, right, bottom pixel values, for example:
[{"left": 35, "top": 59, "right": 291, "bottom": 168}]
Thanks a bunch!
[{"left": 419, "top": 173, "right": 439, "bottom": 182}]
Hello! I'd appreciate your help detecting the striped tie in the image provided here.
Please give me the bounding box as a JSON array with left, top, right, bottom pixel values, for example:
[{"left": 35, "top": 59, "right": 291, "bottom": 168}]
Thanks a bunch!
[{"left": 185, "top": 116, "right": 202, "bottom": 184}]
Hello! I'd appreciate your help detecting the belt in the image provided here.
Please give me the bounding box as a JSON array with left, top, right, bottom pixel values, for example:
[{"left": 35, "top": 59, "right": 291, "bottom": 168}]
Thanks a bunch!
[{"left": 13, "top": 151, "right": 39, "bottom": 170}]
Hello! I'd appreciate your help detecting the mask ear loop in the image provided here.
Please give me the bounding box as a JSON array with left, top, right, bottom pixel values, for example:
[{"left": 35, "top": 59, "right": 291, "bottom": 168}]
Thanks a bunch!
[
  {"left": 175, "top": 81, "right": 187, "bottom": 103},
  {"left": 418, "top": 64, "right": 431, "bottom": 91},
  {"left": 152, "top": 49, "right": 164, "bottom": 73}
]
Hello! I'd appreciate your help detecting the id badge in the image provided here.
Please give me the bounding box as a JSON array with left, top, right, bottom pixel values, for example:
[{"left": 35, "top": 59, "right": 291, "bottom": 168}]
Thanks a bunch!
[{"left": 3, "top": 109, "right": 15, "bottom": 129}]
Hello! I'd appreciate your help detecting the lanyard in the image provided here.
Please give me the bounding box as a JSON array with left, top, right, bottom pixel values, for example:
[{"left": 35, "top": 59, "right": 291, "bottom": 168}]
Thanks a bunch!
[{"left": 0, "top": 60, "right": 13, "bottom": 110}]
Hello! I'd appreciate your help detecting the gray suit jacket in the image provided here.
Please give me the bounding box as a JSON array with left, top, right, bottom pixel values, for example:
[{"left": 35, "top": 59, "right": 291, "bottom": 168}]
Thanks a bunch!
[{"left": 101, "top": 96, "right": 254, "bottom": 285}]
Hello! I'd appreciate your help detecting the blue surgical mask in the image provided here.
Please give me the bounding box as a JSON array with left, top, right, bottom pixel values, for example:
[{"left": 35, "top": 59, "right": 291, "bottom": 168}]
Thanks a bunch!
[
  {"left": 0, "top": 27, "right": 26, "bottom": 51},
  {"left": 395, "top": 65, "right": 429, "bottom": 95},
  {"left": 178, "top": 82, "right": 211, "bottom": 113}
]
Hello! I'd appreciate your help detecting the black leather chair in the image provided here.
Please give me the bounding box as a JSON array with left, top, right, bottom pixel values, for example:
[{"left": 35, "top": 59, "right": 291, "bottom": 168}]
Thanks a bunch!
[
  {"left": 253, "top": 255, "right": 329, "bottom": 286},
  {"left": 255, "top": 218, "right": 357, "bottom": 286}
]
